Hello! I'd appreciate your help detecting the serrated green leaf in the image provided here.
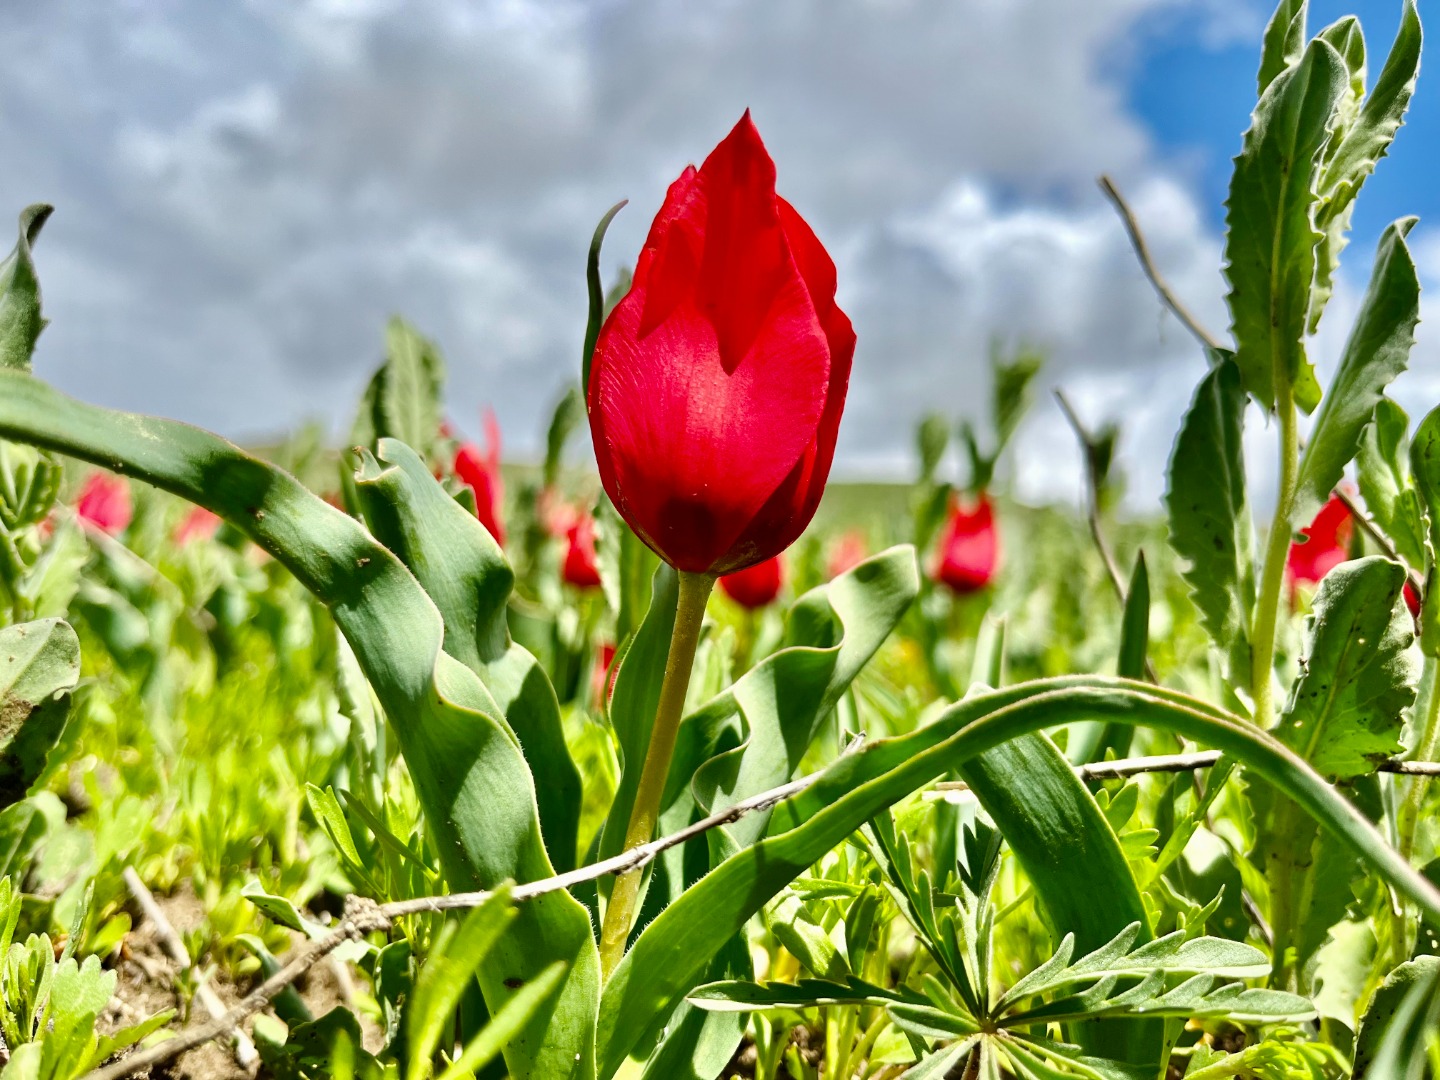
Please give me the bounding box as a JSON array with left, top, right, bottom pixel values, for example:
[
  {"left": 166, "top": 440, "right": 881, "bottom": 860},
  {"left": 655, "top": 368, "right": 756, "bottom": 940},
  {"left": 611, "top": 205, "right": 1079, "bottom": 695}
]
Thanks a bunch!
[
  {"left": 1295, "top": 219, "right": 1420, "bottom": 525},
  {"left": 1280, "top": 556, "right": 1418, "bottom": 779},
  {"left": 0, "top": 206, "right": 51, "bottom": 373},
  {"left": 1310, "top": 0, "right": 1422, "bottom": 332},
  {"left": 1224, "top": 37, "right": 1348, "bottom": 412},
  {"left": 1358, "top": 397, "right": 1428, "bottom": 569},
  {"left": 1257, "top": 0, "right": 1308, "bottom": 95},
  {"left": 1410, "top": 405, "right": 1440, "bottom": 655},
  {"left": 1165, "top": 356, "right": 1253, "bottom": 684}
]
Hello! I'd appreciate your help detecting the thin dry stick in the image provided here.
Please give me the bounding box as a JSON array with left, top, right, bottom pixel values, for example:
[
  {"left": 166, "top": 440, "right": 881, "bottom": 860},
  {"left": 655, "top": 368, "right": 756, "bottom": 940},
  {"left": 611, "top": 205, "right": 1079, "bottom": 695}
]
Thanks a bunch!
[
  {"left": 1097, "top": 175, "right": 1221, "bottom": 353},
  {"left": 84, "top": 756, "right": 842, "bottom": 1080},
  {"left": 932, "top": 750, "right": 1440, "bottom": 796},
  {"left": 1053, "top": 389, "right": 1159, "bottom": 684},
  {"left": 121, "top": 868, "right": 258, "bottom": 1069}
]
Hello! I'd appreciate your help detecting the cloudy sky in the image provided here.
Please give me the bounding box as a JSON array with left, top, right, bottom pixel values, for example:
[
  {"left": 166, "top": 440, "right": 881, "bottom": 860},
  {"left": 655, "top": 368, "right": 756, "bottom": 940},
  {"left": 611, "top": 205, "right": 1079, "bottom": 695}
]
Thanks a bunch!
[{"left": 2, "top": 0, "right": 1436, "bottom": 506}]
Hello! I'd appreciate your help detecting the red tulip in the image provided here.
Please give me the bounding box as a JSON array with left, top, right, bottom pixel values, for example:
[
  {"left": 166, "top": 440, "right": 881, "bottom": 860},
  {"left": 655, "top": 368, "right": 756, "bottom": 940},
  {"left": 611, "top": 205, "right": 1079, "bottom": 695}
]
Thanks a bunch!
[
  {"left": 454, "top": 408, "right": 506, "bottom": 545},
  {"left": 75, "top": 472, "right": 131, "bottom": 536},
  {"left": 1287, "top": 494, "right": 1352, "bottom": 593},
  {"left": 593, "top": 642, "right": 618, "bottom": 708},
  {"left": 538, "top": 487, "right": 581, "bottom": 539},
  {"left": 934, "top": 494, "right": 998, "bottom": 594},
  {"left": 174, "top": 506, "right": 221, "bottom": 546},
  {"left": 827, "top": 530, "right": 869, "bottom": 579},
  {"left": 563, "top": 514, "right": 602, "bottom": 590},
  {"left": 720, "top": 554, "right": 783, "bottom": 609},
  {"left": 588, "top": 111, "right": 854, "bottom": 576}
]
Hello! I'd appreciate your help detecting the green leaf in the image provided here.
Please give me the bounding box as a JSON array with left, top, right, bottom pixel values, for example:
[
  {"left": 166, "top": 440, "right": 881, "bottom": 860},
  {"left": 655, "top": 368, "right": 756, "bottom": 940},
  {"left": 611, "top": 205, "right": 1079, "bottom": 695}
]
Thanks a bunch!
[
  {"left": 995, "top": 923, "right": 1269, "bottom": 1013},
  {"left": 1410, "top": 405, "right": 1440, "bottom": 655},
  {"left": 544, "top": 386, "right": 585, "bottom": 489},
  {"left": 1164, "top": 356, "right": 1254, "bottom": 684},
  {"left": 354, "top": 438, "right": 582, "bottom": 871},
  {"left": 688, "top": 975, "right": 917, "bottom": 1013},
  {"left": 1224, "top": 37, "right": 1348, "bottom": 412},
  {"left": 1294, "top": 219, "right": 1420, "bottom": 525},
  {"left": 376, "top": 318, "right": 446, "bottom": 461},
  {"left": 0, "top": 371, "right": 598, "bottom": 1079},
  {"left": 0, "top": 619, "right": 79, "bottom": 806},
  {"left": 1357, "top": 397, "right": 1428, "bottom": 569},
  {"left": 0, "top": 206, "right": 52, "bottom": 373},
  {"left": 1004, "top": 974, "right": 1314, "bottom": 1026},
  {"left": 1280, "top": 556, "right": 1418, "bottom": 779},
  {"left": 1257, "top": 0, "right": 1308, "bottom": 96},
  {"left": 1353, "top": 956, "right": 1440, "bottom": 1078},
  {"left": 1310, "top": 0, "right": 1422, "bottom": 332},
  {"left": 437, "top": 961, "right": 569, "bottom": 1080},
  {"left": 582, "top": 201, "right": 627, "bottom": 400},
  {"left": 993, "top": 346, "right": 1044, "bottom": 452},
  {"left": 917, "top": 414, "right": 950, "bottom": 483}
]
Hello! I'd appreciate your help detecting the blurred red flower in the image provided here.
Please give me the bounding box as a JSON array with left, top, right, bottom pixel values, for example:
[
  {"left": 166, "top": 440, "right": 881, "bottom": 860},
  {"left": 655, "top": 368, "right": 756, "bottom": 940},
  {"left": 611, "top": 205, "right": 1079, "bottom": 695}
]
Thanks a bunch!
[
  {"left": 592, "top": 642, "right": 618, "bottom": 708},
  {"left": 827, "top": 530, "right": 869, "bottom": 579},
  {"left": 75, "top": 472, "right": 131, "bottom": 536},
  {"left": 175, "top": 506, "right": 221, "bottom": 546},
  {"left": 563, "top": 514, "right": 602, "bottom": 590},
  {"left": 934, "top": 494, "right": 998, "bottom": 594},
  {"left": 454, "top": 408, "right": 506, "bottom": 545},
  {"left": 588, "top": 111, "right": 854, "bottom": 576},
  {"left": 720, "top": 554, "right": 783, "bottom": 609},
  {"left": 1287, "top": 494, "right": 1352, "bottom": 593}
]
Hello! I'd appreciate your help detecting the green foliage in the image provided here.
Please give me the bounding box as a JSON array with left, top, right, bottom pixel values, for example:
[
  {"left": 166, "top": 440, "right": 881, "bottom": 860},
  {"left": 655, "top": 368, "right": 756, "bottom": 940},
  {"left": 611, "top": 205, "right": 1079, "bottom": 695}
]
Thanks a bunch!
[
  {"left": 0, "top": 206, "right": 51, "bottom": 373},
  {"left": 0, "top": 620, "right": 79, "bottom": 806}
]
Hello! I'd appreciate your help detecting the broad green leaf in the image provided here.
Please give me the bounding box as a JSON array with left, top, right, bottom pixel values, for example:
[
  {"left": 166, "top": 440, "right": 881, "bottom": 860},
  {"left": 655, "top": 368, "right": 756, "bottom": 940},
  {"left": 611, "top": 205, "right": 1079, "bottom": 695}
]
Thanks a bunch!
[
  {"left": 0, "top": 619, "right": 79, "bottom": 806},
  {"left": 1410, "top": 405, "right": 1440, "bottom": 655},
  {"left": 438, "top": 961, "right": 568, "bottom": 1080},
  {"left": 1294, "top": 219, "right": 1420, "bottom": 525},
  {"left": 376, "top": 317, "right": 446, "bottom": 461},
  {"left": 1224, "top": 37, "right": 1348, "bottom": 412},
  {"left": 1257, "top": 0, "right": 1308, "bottom": 96},
  {"left": 1353, "top": 956, "right": 1440, "bottom": 1078},
  {"left": 355, "top": 438, "right": 581, "bottom": 870},
  {"left": 995, "top": 923, "right": 1269, "bottom": 1013},
  {"left": 1280, "top": 556, "right": 1418, "bottom": 779},
  {"left": 1357, "top": 397, "right": 1428, "bottom": 569},
  {"left": 1311, "top": 0, "right": 1422, "bottom": 332},
  {"left": 1165, "top": 356, "right": 1253, "bottom": 684},
  {"left": 594, "top": 673, "right": 1440, "bottom": 1075},
  {"left": 0, "top": 206, "right": 51, "bottom": 373},
  {"left": 0, "top": 372, "right": 598, "bottom": 1079}
]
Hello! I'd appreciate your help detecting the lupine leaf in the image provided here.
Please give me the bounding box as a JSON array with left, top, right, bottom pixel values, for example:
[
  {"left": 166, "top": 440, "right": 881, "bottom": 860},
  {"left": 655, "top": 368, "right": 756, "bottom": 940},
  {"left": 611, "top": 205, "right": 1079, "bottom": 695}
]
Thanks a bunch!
[
  {"left": 1165, "top": 355, "right": 1253, "bottom": 685},
  {"left": 688, "top": 975, "right": 918, "bottom": 1013},
  {"left": 1294, "top": 219, "right": 1420, "bottom": 525},
  {"left": 1004, "top": 973, "right": 1314, "bottom": 1026},
  {"left": 1224, "top": 37, "right": 1347, "bottom": 412},
  {"left": 1280, "top": 556, "right": 1418, "bottom": 779},
  {"left": 994, "top": 923, "right": 1268, "bottom": 1013}
]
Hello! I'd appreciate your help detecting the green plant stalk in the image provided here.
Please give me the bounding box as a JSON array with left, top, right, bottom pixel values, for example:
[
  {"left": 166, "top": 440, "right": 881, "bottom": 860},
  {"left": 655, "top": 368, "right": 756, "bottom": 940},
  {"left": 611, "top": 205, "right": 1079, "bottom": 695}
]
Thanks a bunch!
[
  {"left": 598, "top": 569, "right": 714, "bottom": 977},
  {"left": 1250, "top": 378, "right": 1300, "bottom": 733}
]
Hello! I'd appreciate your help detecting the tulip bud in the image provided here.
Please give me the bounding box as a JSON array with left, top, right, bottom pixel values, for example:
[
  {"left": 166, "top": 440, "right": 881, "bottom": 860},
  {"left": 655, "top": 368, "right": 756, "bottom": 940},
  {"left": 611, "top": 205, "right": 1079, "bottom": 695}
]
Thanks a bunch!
[
  {"left": 934, "top": 494, "right": 998, "bottom": 594},
  {"left": 454, "top": 408, "right": 505, "bottom": 545},
  {"left": 587, "top": 111, "right": 854, "bottom": 576},
  {"left": 563, "top": 514, "right": 602, "bottom": 590},
  {"left": 719, "top": 554, "right": 783, "bottom": 610},
  {"left": 75, "top": 471, "right": 131, "bottom": 536}
]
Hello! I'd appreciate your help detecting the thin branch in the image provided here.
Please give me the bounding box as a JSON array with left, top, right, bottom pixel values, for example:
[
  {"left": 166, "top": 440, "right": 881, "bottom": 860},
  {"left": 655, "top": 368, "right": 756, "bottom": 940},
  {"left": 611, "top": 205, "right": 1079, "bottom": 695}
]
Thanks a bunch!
[
  {"left": 122, "top": 868, "right": 258, "bottom": 1069},
  {"left": 1097, "top": 175, "right": 1221, "bottom": 352},
  {"left": 1053, "top": 389, "right": 1159, "bottom": 683},
  {"left": 932, "top": 750, "right": 1440, "bottom": 796},
  {"left": 1332, "top": 487, "right": 1426, "bottom": 597}
]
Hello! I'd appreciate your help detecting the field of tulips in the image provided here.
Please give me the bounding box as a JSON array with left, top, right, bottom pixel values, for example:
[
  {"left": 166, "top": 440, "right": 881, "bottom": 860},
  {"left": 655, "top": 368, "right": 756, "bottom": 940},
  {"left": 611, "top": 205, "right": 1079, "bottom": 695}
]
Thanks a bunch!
[{"left": 1, "top": 1, "right": 1439, "bottom": 1078}]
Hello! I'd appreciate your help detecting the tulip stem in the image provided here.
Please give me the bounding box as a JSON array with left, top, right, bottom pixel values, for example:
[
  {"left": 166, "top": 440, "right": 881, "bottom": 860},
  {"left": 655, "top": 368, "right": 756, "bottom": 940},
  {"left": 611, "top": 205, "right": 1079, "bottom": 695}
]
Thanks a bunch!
[{"left": 599, "top": 569, "right": 715, "bottom": 978}]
